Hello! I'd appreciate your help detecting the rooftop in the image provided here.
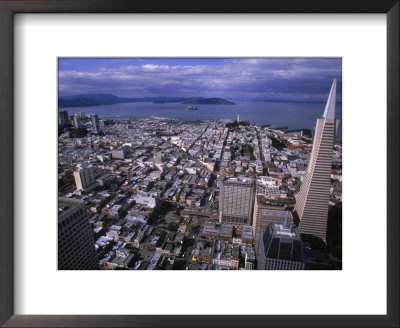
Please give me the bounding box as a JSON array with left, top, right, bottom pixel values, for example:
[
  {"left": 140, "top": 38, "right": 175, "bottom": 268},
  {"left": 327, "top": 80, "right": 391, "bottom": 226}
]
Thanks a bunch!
[
  {"left": 58, "top": 197, "right": 84, "bottom": 218},
  {"left": 256, "top": 195, "right": 286, "bottom": 208},
  {"left": 270, "top": 223, "right": 300, "bottom": 240}
]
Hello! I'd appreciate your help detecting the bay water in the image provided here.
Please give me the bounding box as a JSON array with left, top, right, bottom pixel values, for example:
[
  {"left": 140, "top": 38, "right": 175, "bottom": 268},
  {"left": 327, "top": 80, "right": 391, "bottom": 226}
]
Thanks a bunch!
[{"left": 61, "top": 100, "right": 342, "bottom": 140}]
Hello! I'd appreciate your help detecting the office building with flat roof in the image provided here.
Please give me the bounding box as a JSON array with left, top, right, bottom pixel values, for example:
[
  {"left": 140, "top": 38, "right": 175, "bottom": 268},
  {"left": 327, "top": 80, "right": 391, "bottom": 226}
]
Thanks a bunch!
[
  {"left": 58, "top": 197, "right": 98, "bottom": 270},
  {"left": 73, "top": 115, "right": 83, "bottom": 129},
  {"left": 91, "top": 114, "right": 101, "bottom": 134},
  {"left": 252, "top": 195, "right": 292, "bottom": 252},
  {"left": 73, "top": 165, "right": 97, "bottom": 192},
  {"left": 257, "top": 218, "right": 304, "bottom": 270},
  {"left": 219, "top": 177, "right": 255, "bottom": 225},
  {"left": 112, "top": 148, "right": 129, "bottom": 160},
  {"left": 58, "top": 110, "right": 69, "bottom": 125}
]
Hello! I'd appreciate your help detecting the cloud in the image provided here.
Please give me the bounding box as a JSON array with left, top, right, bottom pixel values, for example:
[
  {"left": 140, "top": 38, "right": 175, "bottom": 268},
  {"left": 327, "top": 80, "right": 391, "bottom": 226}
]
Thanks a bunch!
[
  {"left": 58, "top": 58, "right": 341, "bottom": 101},
  {"left": 141, "top": 64, "right": 170, "bottom": 70}
]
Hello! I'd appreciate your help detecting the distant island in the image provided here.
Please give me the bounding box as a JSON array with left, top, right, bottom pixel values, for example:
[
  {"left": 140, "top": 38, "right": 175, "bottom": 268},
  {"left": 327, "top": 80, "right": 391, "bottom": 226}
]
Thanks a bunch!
[
  {"left": 184, "top": 106, "right": 198, "bottom": 110},
  {"left": 58, "top": 94, "right": 235, "bottom": 108}
]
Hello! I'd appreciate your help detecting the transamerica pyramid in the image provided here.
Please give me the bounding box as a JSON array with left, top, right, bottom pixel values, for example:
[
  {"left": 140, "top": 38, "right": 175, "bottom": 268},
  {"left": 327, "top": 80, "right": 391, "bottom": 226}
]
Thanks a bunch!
[{"left": 294, "top": 78, "right": 338, "bottom": 242}]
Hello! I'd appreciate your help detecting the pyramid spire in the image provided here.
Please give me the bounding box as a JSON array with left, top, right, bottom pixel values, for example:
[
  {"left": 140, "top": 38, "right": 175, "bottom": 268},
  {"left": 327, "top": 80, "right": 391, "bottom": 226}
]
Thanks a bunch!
[
  {"left": 294, "top": 77, "right": 337, "bottom": 242},
  {"left": 323, "top": 78, "right": 337, "bottom": 121}
]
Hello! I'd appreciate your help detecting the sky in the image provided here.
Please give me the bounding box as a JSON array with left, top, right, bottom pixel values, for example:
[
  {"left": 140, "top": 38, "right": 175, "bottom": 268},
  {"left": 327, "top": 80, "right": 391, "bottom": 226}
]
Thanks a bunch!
[{"left": 58, "top": 58, "right": 342, "bottom": 102}]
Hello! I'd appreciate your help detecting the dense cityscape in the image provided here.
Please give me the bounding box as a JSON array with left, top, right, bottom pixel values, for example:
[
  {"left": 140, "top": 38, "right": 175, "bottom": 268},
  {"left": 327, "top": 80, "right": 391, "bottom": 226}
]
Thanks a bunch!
[{"left": 58, "top": 79, "right": 342, "bottom": 271}]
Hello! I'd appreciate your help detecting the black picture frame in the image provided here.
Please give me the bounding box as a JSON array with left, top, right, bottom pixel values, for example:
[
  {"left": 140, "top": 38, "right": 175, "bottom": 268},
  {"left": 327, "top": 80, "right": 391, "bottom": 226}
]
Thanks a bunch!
[{"left": 0, "top": 1, "right": 398, "bottom": 327}]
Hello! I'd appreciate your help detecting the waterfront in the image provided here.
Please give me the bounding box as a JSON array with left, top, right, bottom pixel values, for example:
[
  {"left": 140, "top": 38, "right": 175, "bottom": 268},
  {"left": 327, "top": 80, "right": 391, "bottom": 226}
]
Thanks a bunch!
[
  {"left": 61, "top": 100, "right": 342, "bottom": 140},
  {"left": 58, "top": 58, "right": 343, "bottom": 271}
]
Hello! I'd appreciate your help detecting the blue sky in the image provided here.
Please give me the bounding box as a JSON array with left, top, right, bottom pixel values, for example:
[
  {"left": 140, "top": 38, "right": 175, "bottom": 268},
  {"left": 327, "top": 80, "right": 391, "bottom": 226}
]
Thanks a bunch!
[{"left": 58, "top": 58, "right": 342, "bottom": 102}]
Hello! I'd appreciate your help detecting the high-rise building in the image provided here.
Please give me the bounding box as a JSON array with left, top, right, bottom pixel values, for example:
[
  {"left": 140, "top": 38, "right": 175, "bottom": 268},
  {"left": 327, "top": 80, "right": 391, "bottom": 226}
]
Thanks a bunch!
[
  {"left": 111, "top": 146, "right": 130, "bottom": 160},
  {"left": 257, "top": 215, "right": 305, "bottom": 270},
  {"left": 219, "top": 177, "right": 255, "bottom": 225},
  {"left": 73, "top": 115, "right": 82, "bottom": 129},
  {"left": 58, "top": 110, "right": 69, "bottom": 125},
  {"left": 112, "top": 149, "right": 126, "bottom": 160},
  {"left": 73, "top": 165, "right": 96, "bottom": 191},
  {"left": 293, "top": 78, "right": 338, "bottom": 241},
  {"left": 91, "top": 114, "right": 101, "bottom": 134},
  {"left": 252, "top": 195, "right": 292, "bottom": 252},
  {"left": 58, "top": 197, "right": 98, "bottom": 270}
]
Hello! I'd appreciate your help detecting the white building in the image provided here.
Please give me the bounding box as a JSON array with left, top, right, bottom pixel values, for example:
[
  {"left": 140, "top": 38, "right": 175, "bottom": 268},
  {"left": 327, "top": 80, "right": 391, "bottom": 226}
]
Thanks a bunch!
[
  {"left": 134, "top": 192, "right": 158, "bottom": 210},
  {"left": 73, "top": 165, "right": 97, "bottom": 192}
]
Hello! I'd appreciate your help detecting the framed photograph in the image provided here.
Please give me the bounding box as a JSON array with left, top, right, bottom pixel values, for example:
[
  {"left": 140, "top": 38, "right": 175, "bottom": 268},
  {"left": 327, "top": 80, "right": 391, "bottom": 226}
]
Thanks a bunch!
[{"left": 0, "top": 1, "right": 398, "bottom": 327}]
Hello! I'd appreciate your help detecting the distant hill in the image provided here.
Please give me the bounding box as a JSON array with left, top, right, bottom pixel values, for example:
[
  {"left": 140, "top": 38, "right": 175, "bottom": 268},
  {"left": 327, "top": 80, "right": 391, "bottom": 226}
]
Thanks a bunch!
[
  {"left": 58, "top": 94, "right": 234, "bottom": 108},
  {"left": 182, "top": 98, "right": 234, "bottom": 105},
  {"left": 58, "top": 94, "right": 157, "bottom": 108},
  {"left": 59, "top": 97, "right": 105, "bottom": 108},
  {"left": 152, "top": 97, "right": 187, "bottom": 104}
]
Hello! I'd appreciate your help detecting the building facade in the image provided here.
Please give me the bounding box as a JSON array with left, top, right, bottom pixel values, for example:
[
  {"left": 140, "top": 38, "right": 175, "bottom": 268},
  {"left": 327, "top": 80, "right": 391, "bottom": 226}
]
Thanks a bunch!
[
  {"left": 219, "top": 177, "right": 255, "bottom": 225},
  {"left": 257, "top": 220, "right": 304, "bottom": 270},
  {"left": 252, "top": 195, "right": 292, "bottom": 252},
  {"left": 73, "top": 115, "right": 82, "bottom": 129},
  {"left": 73, "top": 165, "right": 96, "bottom": 191},
  {"left": 112, "top": 148, "right": 128, "bottom": 160},
  {"left": 294, "top": 78, "right": 338, "bottom": 241},
  {"left": 91, "top": 114, "right": 101, "bottom": 134},
  {"left": 58, "top": 110, "right": 69, "bottom": 125},
  {"left": 58, "top": 197, "right": 98, "bottom": 270}
]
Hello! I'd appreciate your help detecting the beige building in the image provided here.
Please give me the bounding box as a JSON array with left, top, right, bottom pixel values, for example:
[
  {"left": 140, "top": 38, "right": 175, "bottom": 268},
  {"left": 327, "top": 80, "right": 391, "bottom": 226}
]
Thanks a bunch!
[
  {"left": 252, "top": 195, "right": 292, "bottom": 252},
  {"left": 294, "top": 78, "right": 338, "bottom": 242},
  {"left": 73, "top": 165, "right": 97, "bottom": 192}
]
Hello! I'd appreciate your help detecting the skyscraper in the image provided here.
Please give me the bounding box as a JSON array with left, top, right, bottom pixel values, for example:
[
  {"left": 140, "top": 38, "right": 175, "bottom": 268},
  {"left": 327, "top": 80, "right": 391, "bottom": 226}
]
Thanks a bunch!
[
  {"left": 112, "top": 147, "right": 129, "bottom": 160},
  {"left": 91, "top": 114, "right": 101, "bottom": 134},
  {"left": 293, "top": 78, "right": 338, "bottom": 241},
  {"left": 73, "top": 165, "right": 97, "bottom": 192},
  {"left": 257, "top": 214, "right": 304, "bottom": 270},
  {"left": 73, "top": 115, "right": 82, "bottom": 129},
  {"left": 58, "top": 197, "right": 98, "bottom": 270},
  {"left": 252, "top": 195, "right": 292, "bottom": 252},
  {"left": 219, "top": 177, "right": 255, "bottom": 225},
  {"left": 58, "top": 110, "right": 69, "bottom": 125}
]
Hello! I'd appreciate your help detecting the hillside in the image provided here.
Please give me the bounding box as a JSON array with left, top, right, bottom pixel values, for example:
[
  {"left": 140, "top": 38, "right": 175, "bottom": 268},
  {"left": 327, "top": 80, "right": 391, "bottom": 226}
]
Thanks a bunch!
[{"left": 58, "top": 94, "right": 235, "bottom": 108}]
